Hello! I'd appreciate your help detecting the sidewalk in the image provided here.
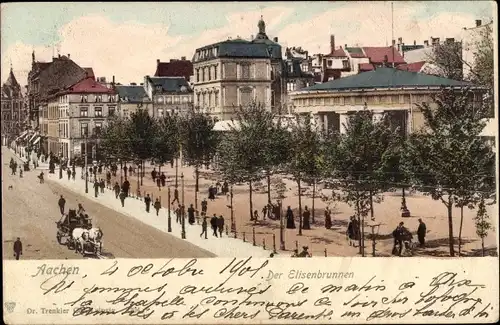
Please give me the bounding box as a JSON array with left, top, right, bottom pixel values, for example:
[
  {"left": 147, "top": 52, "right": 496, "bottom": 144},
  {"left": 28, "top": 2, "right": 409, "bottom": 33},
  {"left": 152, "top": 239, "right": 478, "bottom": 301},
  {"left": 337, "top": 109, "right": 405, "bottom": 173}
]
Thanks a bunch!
[{"left": 46, "top": 167, "right": 277, "bottom": 258}]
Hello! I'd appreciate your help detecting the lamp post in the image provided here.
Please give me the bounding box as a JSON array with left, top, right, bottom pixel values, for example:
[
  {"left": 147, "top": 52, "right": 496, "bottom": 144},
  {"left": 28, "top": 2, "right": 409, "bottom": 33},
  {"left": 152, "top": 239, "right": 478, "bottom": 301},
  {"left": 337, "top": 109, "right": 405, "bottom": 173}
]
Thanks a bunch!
[
  {"left": 181, "top": 173, "right": 185, "bottom": 239},
  {"left": 137, "top": 161, "right": 141, "bottom": 196},
  {"left": 230, "top": 185, "right": 235, "bottom": 232},
  {"left": 118, "top": 158, "right": 123, "bottom": 186},
  {"left": 175, "top": 154, "right": 179, "bottom": 189},
  {"left": 167, "top": 187, "right": 172, "bottom": 232},
  {"left": 93, "top": 161, "right": 98, "bottom": 198},
  {"left": 84, "top": 132, "right": 88, "bottom": 194},
  {"left": 279, "top": 199, "right": 285, "bottom": 250}
]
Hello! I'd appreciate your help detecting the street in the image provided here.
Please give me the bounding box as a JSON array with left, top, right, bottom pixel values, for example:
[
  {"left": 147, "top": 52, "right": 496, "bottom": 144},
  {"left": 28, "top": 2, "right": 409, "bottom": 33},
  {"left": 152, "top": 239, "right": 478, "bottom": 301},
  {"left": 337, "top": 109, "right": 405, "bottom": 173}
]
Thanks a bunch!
[{"left": 2, "top": 147, "right": 215, "bottom": 260}]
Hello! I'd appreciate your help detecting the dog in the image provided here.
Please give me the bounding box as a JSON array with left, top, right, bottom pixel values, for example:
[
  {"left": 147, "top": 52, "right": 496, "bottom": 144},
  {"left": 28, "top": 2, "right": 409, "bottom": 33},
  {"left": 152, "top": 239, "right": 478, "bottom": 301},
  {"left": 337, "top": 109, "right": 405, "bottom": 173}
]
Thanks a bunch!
[{"left": 8, "top": 185, "right": 13, "bottom": 190}]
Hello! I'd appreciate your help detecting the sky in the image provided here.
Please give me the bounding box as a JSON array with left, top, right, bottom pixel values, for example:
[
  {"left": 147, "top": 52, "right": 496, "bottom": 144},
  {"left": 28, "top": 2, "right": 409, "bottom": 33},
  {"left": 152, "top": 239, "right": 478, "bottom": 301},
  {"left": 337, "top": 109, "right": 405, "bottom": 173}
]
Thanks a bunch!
[{"left": 1, "top": 1, "right": 496, "bottom": 86}]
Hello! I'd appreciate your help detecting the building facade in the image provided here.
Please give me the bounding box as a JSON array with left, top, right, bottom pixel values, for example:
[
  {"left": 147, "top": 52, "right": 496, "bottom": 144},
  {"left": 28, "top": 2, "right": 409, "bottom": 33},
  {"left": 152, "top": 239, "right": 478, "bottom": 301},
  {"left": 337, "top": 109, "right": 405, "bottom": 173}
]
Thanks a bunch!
[
  {"left": 115, "top": 85, "right": 153, "bottom": 119},
  {"left": 291, "top": 68, "right": 482, "bottom": 137},
  {"left": 1, "top": 68, "right": 25, "bottom": 145},
  {"left": 46, "top": 77, "right": 117, "bottom": 160},
  {"left": 154, "top": 58, "right": 193, "bottom": 84},
  {"left": 192, "top": 17, "right": 283, "bottom": 120},
  {"left": 144, "top": 76, "right": 193, "bottom": 117}
]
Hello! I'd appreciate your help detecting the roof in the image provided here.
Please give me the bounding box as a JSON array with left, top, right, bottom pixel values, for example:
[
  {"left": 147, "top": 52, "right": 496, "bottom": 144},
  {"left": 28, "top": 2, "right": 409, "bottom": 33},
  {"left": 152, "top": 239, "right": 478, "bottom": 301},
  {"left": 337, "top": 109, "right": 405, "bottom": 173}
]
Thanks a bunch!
[
  {"left": 325, "top": 47, "right": 347, "bottom": 58},
  {"left": 148, "top": 77, "right": 192, "bottom": 93},
  {"left": 300, "top": 67, "right": 473, "bottom": 91},
  {"left": 2, "top": 68, "right": 21, "bottom": 98},
  {"left": 115, "top": 85, "right": 150, "bottom": 103},
  {"left": 64, "top": 77, "right": 115, "bottom": 94},
  {"left": 38, "top": 56, "right": 88, "bottom": 98},
  {"left": 359, "top": 63, "right": 375, "bottom": 71},
  {"left": 194, "top": 38, "right": 280, "bottom": 62},
  {"left": 154, "top": 60, "right": 193, "bottom": 80},
  {"left": 83, "top": 68, "right": 95, "bottom": 79},
  {"left": 396, "top": 61, "right": 426, "bottom": 73},
  {"left": 362, "top": 47, "right": 406, "bottom": 64},
  {"left": 345, "top": 47, "right": 366, "bottom": 58}
]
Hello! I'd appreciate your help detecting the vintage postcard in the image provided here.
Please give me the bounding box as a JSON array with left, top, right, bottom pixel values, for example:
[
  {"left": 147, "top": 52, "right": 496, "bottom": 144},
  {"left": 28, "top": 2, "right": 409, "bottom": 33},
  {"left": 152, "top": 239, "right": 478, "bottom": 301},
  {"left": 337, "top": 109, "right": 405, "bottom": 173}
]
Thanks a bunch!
[{"left": 1, "top": 1, "right": 498, "bottom": 324}]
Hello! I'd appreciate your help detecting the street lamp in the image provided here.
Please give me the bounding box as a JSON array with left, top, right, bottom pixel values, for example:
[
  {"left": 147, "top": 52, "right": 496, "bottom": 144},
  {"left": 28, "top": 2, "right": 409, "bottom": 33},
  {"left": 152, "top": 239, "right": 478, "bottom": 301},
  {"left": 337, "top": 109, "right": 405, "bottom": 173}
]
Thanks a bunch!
[
  {"left": 167, "top": 187, "right": 172, "bottom": 232},
  {"left": 93, "top": 161, "right": 98, "bottom": 198},
  {"left": 279, "top": 199, "right": 285, "bottom": 250},
  {"left": 85, "top": 132, "right": 88, "bottom": 194},
  {"left": 181, "top": 173, "right": 186, "bottom": 239},
  {"left": 118, "top": 158, "right": 123, "bottom": 186},
  {"left": 136, "top": 161, "right": 141, "bottom": 196},
  {"left": 230, "top": 185, "right": 235, "bottom": 232},
  {"left": 175, "top": 153, "right": 179, "bottom": 189}
]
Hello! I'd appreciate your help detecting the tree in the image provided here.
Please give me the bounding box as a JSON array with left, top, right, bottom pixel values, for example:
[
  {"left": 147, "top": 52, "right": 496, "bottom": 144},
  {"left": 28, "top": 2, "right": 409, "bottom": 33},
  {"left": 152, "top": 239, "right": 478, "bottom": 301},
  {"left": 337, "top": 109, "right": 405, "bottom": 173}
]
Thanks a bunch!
[
  {"left": 152, "top": 113, "right": 180, "bottom": 182},
  {"left": 179, "top": 107, "right": 219, "bottom": 213},
  {"left": 127, "top": 109, "right": 157, "bottom": 185},
  {"left": 288, "top": 114, "right": 322, "bottom": 235},
  {"left": 426, "top": 40, "right": 464, "bottom": 80},
  {"left": 100, "top": 116, "right": 132, "bottom": 164},
  {"left": 404, "top": 87, "right": 495, "bottom": 257},
  {"left": 324, "top": 110, "right": 401, "bottom": 256},
  {"left": 474, "top": 197, "right": 492, "bottom": 257}
]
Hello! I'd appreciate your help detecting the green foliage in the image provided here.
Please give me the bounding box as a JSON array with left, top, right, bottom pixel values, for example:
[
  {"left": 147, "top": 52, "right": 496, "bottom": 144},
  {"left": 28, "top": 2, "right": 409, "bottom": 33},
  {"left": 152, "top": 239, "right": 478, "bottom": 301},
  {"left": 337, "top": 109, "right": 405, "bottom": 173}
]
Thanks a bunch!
[
  {"left": 469, "top": 24, "right": 494, "bottom": 116},
  {"left": 427, "top": 41, "right": 464, "bottom": 80},
  {"left": 127, "top": 109, "right": 157, "bottom": 162},
  {"left": 152, "top": 113, "right": 179, "bottom": 165},
  {"left": 100, "top": 116, "right": 132, "bottom": 161},
  {"left": 179, "top": 107, "right": 219, "bottom": 169},
  {"left": 474, "top": 197, "right": 491, "bottom": 239},
  {"left": 288, "top": 115, "right": 322, "bottom": 181}
]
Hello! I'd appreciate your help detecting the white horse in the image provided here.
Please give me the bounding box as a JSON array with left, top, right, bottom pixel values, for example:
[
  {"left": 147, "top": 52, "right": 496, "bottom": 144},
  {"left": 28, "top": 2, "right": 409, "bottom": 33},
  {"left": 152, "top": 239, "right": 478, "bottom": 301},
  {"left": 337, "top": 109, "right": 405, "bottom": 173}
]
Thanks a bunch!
[
  {"left": 87, "top": 227, "right": 103, "bottom": 254},
  {"left": 71, "top": 228, "right": 89, "bottom": 253}
]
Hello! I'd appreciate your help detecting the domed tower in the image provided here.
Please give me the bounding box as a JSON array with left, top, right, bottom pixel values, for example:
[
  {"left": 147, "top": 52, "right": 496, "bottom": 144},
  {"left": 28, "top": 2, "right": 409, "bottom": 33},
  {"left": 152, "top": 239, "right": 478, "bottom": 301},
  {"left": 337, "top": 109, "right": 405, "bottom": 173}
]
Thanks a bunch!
[{"left": 256, "top": 16, "right": 268, "bottom": 40}]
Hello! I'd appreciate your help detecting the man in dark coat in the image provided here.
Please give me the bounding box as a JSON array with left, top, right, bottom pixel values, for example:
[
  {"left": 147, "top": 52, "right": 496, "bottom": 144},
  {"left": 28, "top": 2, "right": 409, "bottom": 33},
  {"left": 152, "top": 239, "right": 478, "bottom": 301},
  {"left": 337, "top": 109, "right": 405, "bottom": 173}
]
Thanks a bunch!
[
  {"left": 302, "top": 206, "right": 311, "bottom": 230},
  {"left": 156, "top": 177, "right": 161, "bottom": 190},
  {"left": 392, "top": 222, "right": 405, "bottom": 256},
  {"left": 72, "top": 169, "right": 76, "bottom": 180},
  {"left": 94, "top": 179, "right": 99, "bottom": 197},
  {"left": 13, "top": 237, "right": 22, "bottom": 260},
  {"left": 58, "top": 195, "right": 66, "bottom": 215},
  {"left": 417, "top": 218, "right": 427, "bottom": 247},
  {"left": 187, "top": 204, "right": 196, "bottom": 225},
  {"left": 210, "top": 214, "right": 218, "bottom": 237},
  {"left": 286, "top": 206, "right": 295, "bottom": 229},
  {"left": 122, "top": 178, "right": 130, "bottom": 197},
  {"left": 67, "top": 168, "right": 71, "bottom": 180},
  {"left": 100, "top": 179, "right": 105, "bottom": 193},
  {"left": 119, "top": 190, "right": 126, "bottom": 207},
  {"left": 171, "top": 188, "right": 179, "bottom": 205},
  {"left": 160, "top": 173, "right": 166, "bottom": 187},
  {"left": 113, "top": 182, "right": 121, "bottom": 198},
  {"left": 154, "top": 198, "right": 161, "bottom": 216},
  {"left": 201, "top": 198, "right": 208, "bottom": 215},
  {"left": 200, "top": 217, "right": 208, "bottom": 238},
  {"left": 123, "top": 165, "right": 128, "bottom": 178},
  {"left": 151, "top": 168, "right": 157, "bottom": 182},
  {"left": 217, "top": 215, "right": 225, "bottom": 237},
  {"left": 144, "top": 194, "right": 152, "bottom": 213},
  {"left": 106, "top": 171, "right": 112, "bottom": 186},
  {"left": 324, "top": 206, "right": 332, "bottom": 229}
]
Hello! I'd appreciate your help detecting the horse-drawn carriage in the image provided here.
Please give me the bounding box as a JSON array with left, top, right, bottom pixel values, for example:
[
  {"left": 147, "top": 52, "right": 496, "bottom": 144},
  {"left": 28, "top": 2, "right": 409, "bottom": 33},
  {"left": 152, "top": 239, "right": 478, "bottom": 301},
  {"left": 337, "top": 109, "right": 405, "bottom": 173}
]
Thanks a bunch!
[{"left": 56, "top": 209, "right": 103, "bottom": 256}]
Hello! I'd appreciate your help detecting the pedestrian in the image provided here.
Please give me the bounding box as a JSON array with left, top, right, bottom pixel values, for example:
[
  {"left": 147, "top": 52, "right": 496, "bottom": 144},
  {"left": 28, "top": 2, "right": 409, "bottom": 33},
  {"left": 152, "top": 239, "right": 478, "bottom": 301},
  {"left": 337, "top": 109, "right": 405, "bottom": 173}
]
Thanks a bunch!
[
  {"left": 106, "top": 171, "right": 111, "bottom": 186},
  {"left": 188, "top": 204, "right": 196, "bottom": 225},
  {"left": 200, "top": 217, "right": 208, "bottom": 238},
  {"left": 302, "top": 206, "right": 311, "bottom": 230},
  {"left": 72, "top": 169, "right": 76, "bottom": 180},
  {"left": 160, "top": 172, "right": 166, "bottom": 187},
  {"left": 67, "top": 168, "right": 71, "bottom": 180},
  {"left": 223, "top": 181, "right": 228, "bottom": 195},
  {"left": 151, "top": 168, "right": 157, "bottom": 182},
  {"left": 39, "top": 171, "right": 44, "bottom": 184},
  {"left": 156, "top": 177, "right": 161, "bottom": 190},
  {"left": 94, "top": 180, "right": 99, "bottom": 197},
  {"left": 119, "top": 190, "right": 126, "bottom": 207},
  {"left": 154, "top": 198, "right": 161, "bottom": 216},
  {"left": 286, "top": 206, "right": 295, "bottom": 229},
  {"left": 77, "top": 203, "right": 85, "bottom": 216},
  {"left": 417, "top": 218, "right": 427, "bottom": 247},
  {"left": 253, "top": 210, "right": 259, "bottom": 222},
  {"left": 144, "top": 194, "right": 152, "bottom": 213},
  {"left": 208, "top": 185, "right": 215, "bottom": 201},
  {"left": 171, "top": 188, "right": 179, "bottom": 205},
  {"left": 262, "top": 205, "right": 268, "bottom": 220},
  {"left": 100, "top": 179, "right": 105, "bottom": 193},
  {"left": 122, "top": 178, "right": 130, "bottom": 197},
  {"left": 13, "top": 237, "right": 22, "bottom": 260},
  {"left": 19, "top": 167, "right": 23, "bottom": 178},
  {"left": 58, "top": 195, "right": 66, "bottom": 215},
  {"left": 324, "top": 206, "right": 332, "bottom": 229},
  {"left": 392, "top": 222, "right": 405, "bottom": 256},
  {"left": 113, "top": 182, "right": 120, "bottom": 199},
  {"left": 217, "top": 215, "right": 225, "bottom": 237},
  {"left": 201, "top": 198, "right": 208, "bottom": 215},
  {"left": 123, "top": 165, "right": 128, "bottom": 178},
  {"left": 210, "top": 214, "right": 218, "bottom": 237}
]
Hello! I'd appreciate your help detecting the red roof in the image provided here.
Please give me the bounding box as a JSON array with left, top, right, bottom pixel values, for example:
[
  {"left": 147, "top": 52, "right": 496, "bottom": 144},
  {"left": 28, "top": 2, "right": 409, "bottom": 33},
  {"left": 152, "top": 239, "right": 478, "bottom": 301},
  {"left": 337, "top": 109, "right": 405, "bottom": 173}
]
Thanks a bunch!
[
  {"left": 396, "top": 61, "right": 426, "bottom": 73},
  {"left": 359, "top": 63, "right": 375, "bottom": 71},
  {"left": 65, "top": 77, "right": 114, "bottom": 94},
  {"left": 154, "top": 60, "right": 193, "bottom": 80},
  {"left": 362, "top": 47, "right": 406, "bottom": 64},
  {"left": 325, "top": 47, "right": 347, "bottom": 58}
]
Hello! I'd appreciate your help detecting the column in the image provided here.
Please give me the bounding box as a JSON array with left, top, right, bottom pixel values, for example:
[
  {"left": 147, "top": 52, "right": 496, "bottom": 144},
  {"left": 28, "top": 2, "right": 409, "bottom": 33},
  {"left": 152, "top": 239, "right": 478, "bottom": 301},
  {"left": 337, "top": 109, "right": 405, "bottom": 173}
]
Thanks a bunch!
[
  {"left": 315, "top": 114, "right": 324, "bottom": 132},
  {"left": 372, "top": 110, "right": 384, "bottom": 123},
  {"left": 323, "top": 113, "right": 328, "bottom": 133},
  {"left": 338, "top": 111, "right": 348, "bottom": 134}
]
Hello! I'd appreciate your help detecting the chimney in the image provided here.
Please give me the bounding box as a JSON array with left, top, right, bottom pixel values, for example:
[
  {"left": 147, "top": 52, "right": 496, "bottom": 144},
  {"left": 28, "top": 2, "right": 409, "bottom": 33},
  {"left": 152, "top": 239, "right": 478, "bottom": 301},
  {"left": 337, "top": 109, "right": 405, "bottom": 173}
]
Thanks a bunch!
[
  {"left": 273, "top": 37, "right": 278, "bottom": 42},
  {"left": 157, "top": 59, "right": 160, "bottom": 65},
  {"left": 67, "top": 54, "right": 70, "bottom": 59},
  {"left": 476, "top": 19, "right": 482, "bottom": 27},
  {"left": 170, "top": 59, "right": 174, "bottom": 63},
  {"left": 344, "top": 44, "right": 347, "bottom": 48},
  {"left": 181, "top": 56, "right": 186, "bottom": 60},
  {"left": 330, "top": 35, "right": 335, "bottom": 53},
  {"left": 424, "top": 40, "right": 429, "bottom": 47},
  {"left": 392, "top": 39, "right": 396, "bottom": 46},
  {"left": 398, "top": 37, "right": 403, "bottom": 44},
  {"left": 130, "top": 82, "right": 137, "bottom": 86},
  {"left": 58, "top": 54, "right": 61, "bottom": 58},
  {"left": 112, "top": 75, "right": 115, "bottom": 85},
  {"left": 446, "top": 38, "right": 455, "bottom": 44}
]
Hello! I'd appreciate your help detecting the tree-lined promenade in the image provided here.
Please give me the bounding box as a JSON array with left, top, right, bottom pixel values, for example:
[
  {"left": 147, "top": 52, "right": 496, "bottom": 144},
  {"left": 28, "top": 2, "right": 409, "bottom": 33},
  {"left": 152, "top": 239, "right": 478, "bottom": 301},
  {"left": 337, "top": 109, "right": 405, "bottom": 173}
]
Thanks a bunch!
[{"left": 96, "top": 85, "right": 495, "bottom": 258}]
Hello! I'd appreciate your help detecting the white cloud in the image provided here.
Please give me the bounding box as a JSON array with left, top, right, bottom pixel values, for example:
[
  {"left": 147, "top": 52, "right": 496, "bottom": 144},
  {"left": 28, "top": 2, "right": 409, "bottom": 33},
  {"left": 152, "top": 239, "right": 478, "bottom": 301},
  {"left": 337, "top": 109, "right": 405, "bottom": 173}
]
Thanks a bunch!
[{"left": 0, "top": 4, "right": 486, "bottom": 86}]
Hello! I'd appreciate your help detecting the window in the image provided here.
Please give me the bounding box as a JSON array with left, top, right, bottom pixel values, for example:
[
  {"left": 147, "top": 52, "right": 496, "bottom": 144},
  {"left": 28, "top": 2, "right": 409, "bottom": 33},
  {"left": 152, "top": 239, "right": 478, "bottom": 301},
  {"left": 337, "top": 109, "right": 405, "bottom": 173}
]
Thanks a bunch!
[
  {"left": 94, "top": 122, "right": 102, "bottom": 136},
  {"left": 81, "top": 95, "right": 88, "bottom": 103},
  {"left": 183, "top": 96, "right": 189, "bottom": 103},
  {"left": 214, "top": 92, "right": 219, "bottom": 106},
  {"left": 156, "top": 85, "right": 162, "bottom": 92},
  {"left": 197, "top": 93, "right": 201, "bottom": 104},
  {"left": 166, "top": 96, "right": 172, "bottom": 104},
  {"left": 196, "top": 69, "right": 200, "bottom": 82},
  {"left": 96, "top": 95, "right": 102, "bottom": 102},
  {"left": 327, "top": 60, "right": 333, "bottom": 67},
  {"left": 208, "top": 93, "right": 212, "bottom": 107},
  {"left": 342, "top": 60, "right": 349, "bottom": 69},
  {"left": 80, "top": 123, "right": 89, "bottom": 137},
  {"left": 174, "top": 96, "right": 180, "bottom": 104},
  {"left": 240, "top": 87, "right": 252, "bottom": 106},
  {"left": 202, "top": 68, "right": 206, "bottom": 82},
  {"left": 109, "top": 95, "right": 115, "bottom": 102},
  {"left": 95, "top": 107, "right": 103, "bottom": 117},
  {"left": 214, "top": 66, "right": 218, "bottom": 80},
  {"left": 109, "top": 107, "right": 115, "bottom": 116},
  {"left": 80, "top": 107, "right": 88, "bottom": 117},
  {"left": 241, "top": 64, "right": 250, "bottom": 79},
  {"left": 208, "top": 67, "right": 212, "bottom": 81},
  {"left": 158, "top": 109, "right": 164, "bottom": 117}
]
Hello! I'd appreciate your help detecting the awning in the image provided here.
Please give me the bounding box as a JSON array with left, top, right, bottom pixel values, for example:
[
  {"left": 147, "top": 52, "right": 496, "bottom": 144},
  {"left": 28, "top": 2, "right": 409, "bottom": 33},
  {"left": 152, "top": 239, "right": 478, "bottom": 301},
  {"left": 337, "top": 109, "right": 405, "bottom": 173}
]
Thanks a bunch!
[
  {"left": 33, "top": 136, "right": 41, "bottom": 145},
  {"left": 28, "top": 133, "right": 38, "bottom": 143}
]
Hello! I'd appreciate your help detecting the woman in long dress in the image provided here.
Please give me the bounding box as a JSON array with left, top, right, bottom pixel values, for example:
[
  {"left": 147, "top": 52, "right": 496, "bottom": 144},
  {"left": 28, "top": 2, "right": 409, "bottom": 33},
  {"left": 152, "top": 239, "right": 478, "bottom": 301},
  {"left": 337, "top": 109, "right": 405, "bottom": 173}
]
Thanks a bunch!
[{"left": 286, "top": 206, "right": 296, "bottom": 229}]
